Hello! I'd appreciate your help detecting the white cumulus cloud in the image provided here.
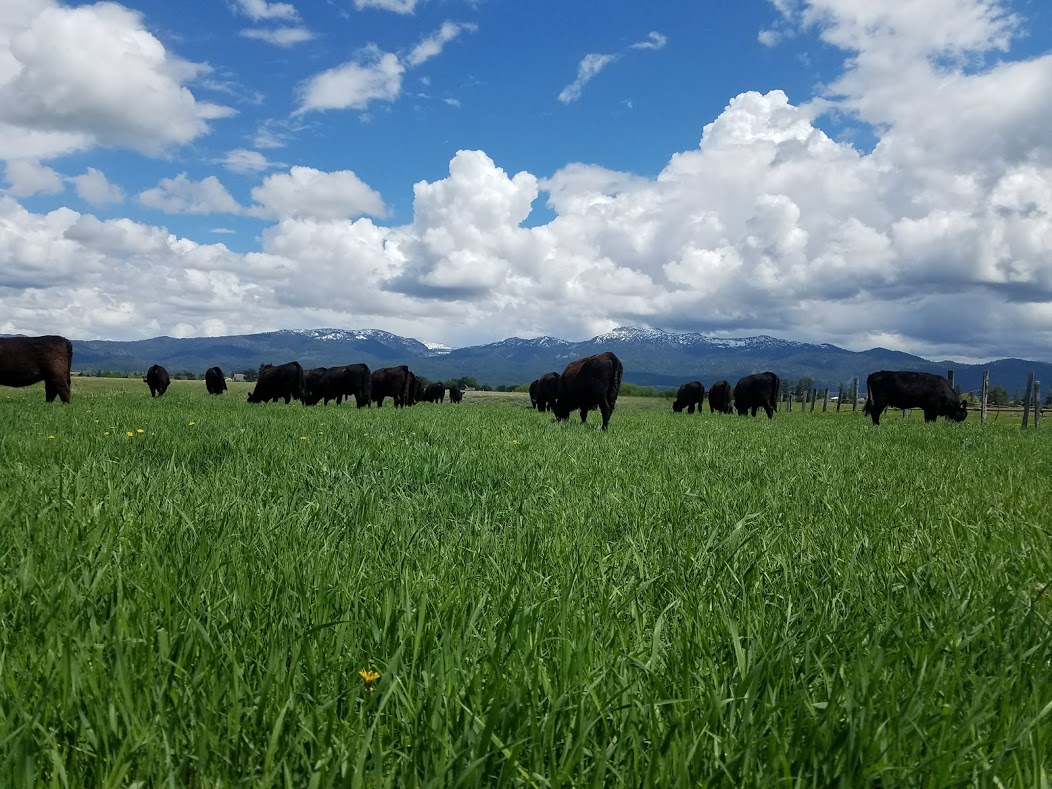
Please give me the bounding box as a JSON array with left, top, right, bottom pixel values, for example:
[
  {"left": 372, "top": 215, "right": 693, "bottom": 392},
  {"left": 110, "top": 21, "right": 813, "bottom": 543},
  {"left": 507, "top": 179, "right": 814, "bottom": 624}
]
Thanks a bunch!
[
  {"left": 250, "top": 166, "right": 388, "bottom": 220},
  {"left": 71, "top": 167, "right": 124, "bottom": 205},
  {"left": 232, "top": 0, "right": 299, "bottom": 21},
  {"left": 3, "top": 158, "right": 64, "bottom": 197},
  {"left": 0, "top": 2, "right": 233, "bottom": 157},
  {"left": 139, "top": 174, "right": 243, "bottom": 215},
  {"left": 353, "top": 0, "right": 419, "bottom": 13},
  {"left": 297, "top": 45, "right": 404, "bottom": 114},
  {"left": 406, "top": 21, "right": 476, "bottom": 67}
]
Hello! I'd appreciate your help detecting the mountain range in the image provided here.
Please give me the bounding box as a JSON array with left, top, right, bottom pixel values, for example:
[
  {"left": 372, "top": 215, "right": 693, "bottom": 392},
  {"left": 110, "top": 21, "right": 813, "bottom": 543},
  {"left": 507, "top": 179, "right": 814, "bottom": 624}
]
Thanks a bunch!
[{"left": 63, "top": 326, "right": 1050, "bottom": 394}]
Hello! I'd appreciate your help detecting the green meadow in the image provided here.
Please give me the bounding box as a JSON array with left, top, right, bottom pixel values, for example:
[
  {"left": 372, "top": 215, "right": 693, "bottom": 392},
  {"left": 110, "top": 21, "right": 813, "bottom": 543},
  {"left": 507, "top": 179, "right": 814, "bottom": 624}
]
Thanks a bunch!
[{"left": 2, "top": 378, "right": 1050, "bottom": 786}]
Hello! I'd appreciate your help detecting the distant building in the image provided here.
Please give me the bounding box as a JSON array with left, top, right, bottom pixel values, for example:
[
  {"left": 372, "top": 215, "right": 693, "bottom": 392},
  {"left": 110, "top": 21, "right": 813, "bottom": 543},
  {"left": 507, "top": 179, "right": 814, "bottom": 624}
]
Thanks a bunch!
[{"left": 231, "top": 373, "right": 246, "bottom": 382}]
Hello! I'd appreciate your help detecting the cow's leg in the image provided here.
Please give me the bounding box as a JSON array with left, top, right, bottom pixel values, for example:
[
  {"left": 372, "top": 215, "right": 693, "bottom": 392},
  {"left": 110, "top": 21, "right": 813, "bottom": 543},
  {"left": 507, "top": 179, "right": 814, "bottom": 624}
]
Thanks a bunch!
[
  {"left": 284, "top": 394, "right": 292, "bottom": 404},
  {"left": 751, "top": 406, "right": 758, "bottom": 417},
  {"left": 688, "top": 404, "right": 695, "bottom": 414},
  {"left": 599, "top": 400, "right": 612, "bottom": 430},
  {"left": 56, "top": 377, "right": 72, "bottom": 404},
  {"left": 870, "top": 401, "right": 883, "bottom": 425},
  {"left": 764, "top": 404, "right": 775, "bottom": 419},
  {"left": 580, "top": 408, "right": 588, "bottom": 424},
  {"left": 44, "top": 380, "right": 57, "bottom": 402},
  {"left": 923, "top": 409, "right": 937, "bottom": 423}
]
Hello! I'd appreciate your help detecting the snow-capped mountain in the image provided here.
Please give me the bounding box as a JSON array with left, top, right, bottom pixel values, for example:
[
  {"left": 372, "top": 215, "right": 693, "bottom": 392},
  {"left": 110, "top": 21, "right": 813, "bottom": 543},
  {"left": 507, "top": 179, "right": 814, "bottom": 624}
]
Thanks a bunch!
[{"left": 68, "top": 326, "right": 1049, "bottom": 393}]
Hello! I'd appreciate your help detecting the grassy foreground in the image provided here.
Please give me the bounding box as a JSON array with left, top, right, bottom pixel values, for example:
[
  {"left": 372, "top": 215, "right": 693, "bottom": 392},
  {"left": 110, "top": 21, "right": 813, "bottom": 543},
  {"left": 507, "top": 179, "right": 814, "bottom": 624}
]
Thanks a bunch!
[{"left": 1, "top": 379, "right": 1050, "bottom": 786}]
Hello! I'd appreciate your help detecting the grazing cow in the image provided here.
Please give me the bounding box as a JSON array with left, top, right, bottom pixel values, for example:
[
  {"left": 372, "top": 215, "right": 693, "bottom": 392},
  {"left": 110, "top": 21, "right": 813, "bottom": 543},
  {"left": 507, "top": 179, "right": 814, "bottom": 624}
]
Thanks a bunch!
[
  {"left": 424, "top": 381, "right": 445, "bottom": 403},
  {"left": 404, "top": 373, "right": 425, "bottom": 406},
  {"left": 205, "top": 366, "right": 227, "bottom": 395},
  {"left": 865, "top": 371, "right": 967, "bottom": 426},
  {"left": 307, "top": 364, "right": 372, "bottom": 407},
  {"left": 672, "top": 381, "right": 705, "bottom": 414},
  {"left": 448, "top": 385, "right": 464, "bottom": 404},
  {"left": 301, "top": 367, "right": 329, "bottom": 405},
  {"left": 371, "top": 365, "right": 412, "bottom": 408},
  {"left": 0, "top": 335, "right": 73, "bottom": 403},
  {"left": 534, "top": 372, "right": 559, "bottom": 413},
  {"left": 552, "top": 352, "right": 623, "bottom": 430},
  {"left": 143, "top": 364, "right": 171, "bottom": 398},
  {"left": 734, "top": 372, "right": 779, "bottom": 419},
  {"left": 247, "top": 361, "right": 306, "bottom": 404},
  {"left": 708, "top": 380, "right": 733, "bottom": 414},
  {"left": 529, "top": 378, "right": 539, "bottom": 409}
]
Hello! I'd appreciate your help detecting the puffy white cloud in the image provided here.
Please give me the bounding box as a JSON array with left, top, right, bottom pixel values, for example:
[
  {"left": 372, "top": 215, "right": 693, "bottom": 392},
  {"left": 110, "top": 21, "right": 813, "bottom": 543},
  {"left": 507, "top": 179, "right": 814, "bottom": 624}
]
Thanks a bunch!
[
  {"left": 249, "top": 166, "right": 388, "bottom": 220},
  {"left": 221, "top": 149, "right": 272, "bottom": 174},
  {"left": 558, "top": 54, "right": 618, "bottom": 104},
  {"left": 297, "top": 45, "right": 404, "bottom": 114},
  {"left": 0, "top": 2, "right": 233, "bottom": 157},
  {"left": 240, "top": 26, "right": 314, "bottom": 46},
  {"left": 138, "top": 174, "right": 242, "bottom": 215},
  {"left": 406, "top": 21, "right": 476, "bottom": 67},
  {"left": 70, "top": 167, "right": 124, "bottom": 205},
  {"left": 3, "top": 158, "right": 63, "bottom": 197}
]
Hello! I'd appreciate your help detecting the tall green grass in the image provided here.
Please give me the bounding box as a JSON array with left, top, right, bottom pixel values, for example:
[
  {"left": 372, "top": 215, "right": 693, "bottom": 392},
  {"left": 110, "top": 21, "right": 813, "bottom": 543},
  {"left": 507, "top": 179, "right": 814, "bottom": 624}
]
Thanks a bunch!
[{"left": 1, "top": 379, "right": 1050, "bottom": 785}]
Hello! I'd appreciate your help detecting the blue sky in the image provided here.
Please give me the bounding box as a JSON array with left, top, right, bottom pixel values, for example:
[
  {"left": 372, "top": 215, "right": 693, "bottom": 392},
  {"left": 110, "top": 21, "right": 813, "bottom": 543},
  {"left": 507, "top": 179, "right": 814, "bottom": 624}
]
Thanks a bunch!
[{"left": 2, "top": 0, "right": 1051, "bottom": 361}]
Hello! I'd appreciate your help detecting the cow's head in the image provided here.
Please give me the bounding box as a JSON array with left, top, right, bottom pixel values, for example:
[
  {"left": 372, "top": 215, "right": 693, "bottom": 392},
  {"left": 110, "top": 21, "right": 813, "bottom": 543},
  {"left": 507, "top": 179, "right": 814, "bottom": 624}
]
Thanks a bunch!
[
  {"left": 247, "top": 391, "right": 259, "bottom": 403},
  {"left": 672, "top": 401, "right": 684, "bottom": 413},
  {"left": 949, "top": 400, "right": 967, "bottom": 422}
]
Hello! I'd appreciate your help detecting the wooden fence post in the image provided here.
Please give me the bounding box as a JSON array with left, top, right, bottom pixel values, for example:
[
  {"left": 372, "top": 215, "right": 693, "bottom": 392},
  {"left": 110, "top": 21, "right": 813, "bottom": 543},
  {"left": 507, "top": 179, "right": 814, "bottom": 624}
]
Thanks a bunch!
[
  {"left": 822, "top": 388, "right": 829, "bottom": 412},
  {"left": 852, "top": 378, "right": 859, "bottom": 412},
  {"left": 947, "top": 369, "right": 955, "bottom": 390},
  {"left": 836, "top": 385, "right": 843, "bottom": 412},
  {"left": 810, "top": 388, "right": 817, "bottom": 412},
  {"left": 980, "top": 370, "right": 989, "bottom": 425},
  {"left": 787, "top": 392, "right": 793, "bottom": 412},
  {"left": 1035, "top": 381, "right": 1042, "bottom": 429},
  {"left": 1022, "top": 372, "right": 1034, "bottom": 429}
]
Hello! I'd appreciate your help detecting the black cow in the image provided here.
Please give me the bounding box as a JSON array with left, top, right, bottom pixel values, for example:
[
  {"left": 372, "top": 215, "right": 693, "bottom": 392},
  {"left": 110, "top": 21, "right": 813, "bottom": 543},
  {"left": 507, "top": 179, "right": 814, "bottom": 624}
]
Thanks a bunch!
[
  {"left": 307, "top": 364, "right": 372, "bottom": 407},
  {"left": 865, "top": 371, "right": 967, "bottom": 426},
  {"left": 533, "top": 372, "right": 559, "bottom": 413},
  {"left": 672, "top": 381, "right": 705, "bottom": 414},
  {"left": 372, "top": 366, "right": 411, "bottom": 408},
  {"left": 0, "top": 335, "right": 73, "bottom": 403},
  {"left": 143, "top": 364, "right": 171, "bottom": 398},
  {"left": 552, "top": 352, "right": 623, "bottom": 430},
  {"left": 247, "top": 361, "right": 306, "bottom": 404},
  {"left": 424, "top": 382, "right": 445, "bottom": 403},
  {"left": 529, "top": 378, "right": 539, "bottom": 409},
  {"left": 448, "top": 385, "right": 464, "bottom": 404},
  {"left": 708, "top": 380, "right": 733, "bottom": 414},
  {"left": 302, "top": 367, "right": 329, "bottom": 405},
  {"left": 734, "top": 372, "right": 779, "bottom": 419},
  {"left": 205, "top": 366, "right": 227, "bottom": 395},
  {"left": 404, "top": 373, "right": 425, "bottom": 406}
]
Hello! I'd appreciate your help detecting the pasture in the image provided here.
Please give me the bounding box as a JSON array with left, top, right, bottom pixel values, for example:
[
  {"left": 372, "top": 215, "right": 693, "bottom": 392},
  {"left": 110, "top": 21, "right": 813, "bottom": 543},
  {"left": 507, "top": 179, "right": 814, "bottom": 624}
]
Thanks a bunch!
[{"left": 2, "top": 378, "right": 1050, "bottom": 786}]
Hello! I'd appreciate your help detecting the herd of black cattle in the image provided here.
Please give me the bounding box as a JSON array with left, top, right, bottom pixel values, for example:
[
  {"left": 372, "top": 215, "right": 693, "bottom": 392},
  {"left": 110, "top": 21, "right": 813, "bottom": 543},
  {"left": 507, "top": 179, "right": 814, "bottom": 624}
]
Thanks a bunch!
[{"left": 0, "top": 335, "right": 969, "bottom": 430}]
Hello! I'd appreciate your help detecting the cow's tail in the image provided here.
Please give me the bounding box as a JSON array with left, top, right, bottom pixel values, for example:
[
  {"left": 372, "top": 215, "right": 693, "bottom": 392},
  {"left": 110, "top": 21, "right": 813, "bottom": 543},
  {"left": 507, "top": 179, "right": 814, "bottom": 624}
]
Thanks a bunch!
[{"left": 610, "top": 354, "right": 623, "bottom": 406}]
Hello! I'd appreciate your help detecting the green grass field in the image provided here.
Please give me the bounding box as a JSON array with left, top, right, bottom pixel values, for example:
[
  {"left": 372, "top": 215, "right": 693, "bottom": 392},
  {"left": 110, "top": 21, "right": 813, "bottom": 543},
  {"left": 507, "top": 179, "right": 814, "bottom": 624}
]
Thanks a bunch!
[{"left": 2, "top": 378, "right": 1051, "bottom": 786}]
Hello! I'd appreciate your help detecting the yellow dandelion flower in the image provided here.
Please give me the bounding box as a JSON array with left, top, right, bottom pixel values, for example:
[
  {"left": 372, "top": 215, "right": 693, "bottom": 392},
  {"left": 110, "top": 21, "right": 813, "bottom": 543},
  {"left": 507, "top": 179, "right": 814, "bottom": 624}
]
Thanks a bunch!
[
  {"left": 126, "top": 431, "right": 134, "bottom": 437},
  {"left": 47, "top": 435, "right": 56, "bottom": 440},
  {"left": 104, "top": 431, "right": 110, "bottom": 436},
  {"left": 136, "top": 428, "right": 144, "bottom": 434},
  {"left": 358, "top": 669, "right": 381, "bottom": 690},
  {"left": 188, "top": 421, "right": 196, "bottom": 426},
  {"left": 298, "top": 435, "right": 308, "bottom": 440},
  {"left": 511, "top": 439, "right": 520, "bottom": 445}
]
